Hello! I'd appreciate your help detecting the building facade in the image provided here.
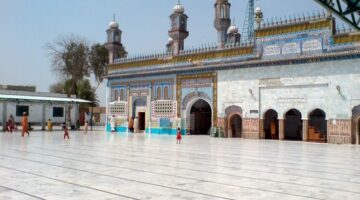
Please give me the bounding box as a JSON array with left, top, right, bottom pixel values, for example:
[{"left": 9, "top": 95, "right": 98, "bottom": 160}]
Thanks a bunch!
[{"left": 105, "top": 1, "right": 360, "bottom": 144}]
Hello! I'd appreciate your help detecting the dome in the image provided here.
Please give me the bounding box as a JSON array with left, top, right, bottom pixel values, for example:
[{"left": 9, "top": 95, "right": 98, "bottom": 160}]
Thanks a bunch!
[
  {"left": 173, "top": 3, "right": 185, "bottom": 13},
  {"left": 168, "top": 37, "right": 174, "bottom": 43},
  {"left": 227, "top": 25, "right": 239, "bottom": 34},
  {"left": 255, "top": 6, "right": 262, "bottom": 14},
  {"left": 109, "top": 20, "right": 119, "bottom": 29}
]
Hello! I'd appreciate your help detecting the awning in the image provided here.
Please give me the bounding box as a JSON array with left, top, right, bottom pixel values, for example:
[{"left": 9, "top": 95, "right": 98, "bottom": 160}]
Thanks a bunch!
[{"left": 0, "top": 94, "right": 91, "bottom": 104}]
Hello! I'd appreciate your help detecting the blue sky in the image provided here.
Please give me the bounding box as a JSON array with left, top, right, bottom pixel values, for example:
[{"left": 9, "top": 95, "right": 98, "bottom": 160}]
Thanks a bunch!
[{"left": 0, "top": 0, "right": 334, "bottom": 105}]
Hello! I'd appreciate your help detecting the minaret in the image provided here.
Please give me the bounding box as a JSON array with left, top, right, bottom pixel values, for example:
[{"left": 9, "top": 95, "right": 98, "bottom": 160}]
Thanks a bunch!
[
  {"left": 168, "top": 1, "right": 189, "bottom": 55},
  {"left": 255, "top": 6, "right": 264, "bottom": 29},
  {"left": 227, "top": 22, "right": 241, "bottom": 44},
  {"left": 106, "top": 15, "right": 123, "bottom": 64},
  {"left": 214, "top": 0, "right": 231, "bottom": 48}
]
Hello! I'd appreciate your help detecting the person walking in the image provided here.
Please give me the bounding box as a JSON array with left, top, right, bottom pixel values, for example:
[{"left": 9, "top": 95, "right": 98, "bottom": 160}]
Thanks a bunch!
[
  {"left": 110, "top": 115, "right": 116, "bottom": 132},
  {"left": 176, "top": 128, "right": 182, "bottom": 144},
  {"left": 128, "top": 117, "right": 134, "bottom": 133},
  {"left": 84, "top": 121, "right": 89, "bottom": 134},
  {"left": 47, "top": 119, "right": 53, "bottom": 132},
  {"left": 64, "top": 125, "right": 70, "bottom": 139},
  {"left": 21, "top": 112, "right": 30, "bottom": 137},
  {"left": 133, "top": 117, "right": 139, "bottom": 133}
]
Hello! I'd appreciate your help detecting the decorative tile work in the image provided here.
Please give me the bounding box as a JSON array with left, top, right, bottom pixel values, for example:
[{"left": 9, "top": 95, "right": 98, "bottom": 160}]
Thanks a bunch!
[
  {"left": 255, "top": 19, "right": 332, "bottom": 38},
  {"left": 242, "top": 118, "right": 260, "bottom": 139},
  {"left": 328, "top": 119, "right": 352, "bottom": 144},
  {"left": 151, "top": 100, "right": 177, "bottom": 118},
  {"left": 177, "top": 73, "right": 218, "bottom": 126},
  {"left": 108, "top": 102, "right": 128, "bottom": 116}
]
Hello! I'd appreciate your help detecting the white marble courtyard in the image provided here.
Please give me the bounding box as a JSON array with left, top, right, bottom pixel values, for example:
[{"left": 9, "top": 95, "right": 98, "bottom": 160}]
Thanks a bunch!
[{"left": 0, "top": 130, "right": 359, "bottom": 200}]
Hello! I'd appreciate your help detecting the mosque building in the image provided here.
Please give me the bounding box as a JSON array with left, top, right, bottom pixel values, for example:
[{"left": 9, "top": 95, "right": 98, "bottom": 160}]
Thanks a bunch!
[{"left": 105, "top": 0, "right": 360, "bottom": 144}]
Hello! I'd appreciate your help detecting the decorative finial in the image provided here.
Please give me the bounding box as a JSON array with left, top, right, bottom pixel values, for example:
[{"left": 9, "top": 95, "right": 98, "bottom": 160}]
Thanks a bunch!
[{"left": 113, "top": 13, "right": 116, "bottom": 21}]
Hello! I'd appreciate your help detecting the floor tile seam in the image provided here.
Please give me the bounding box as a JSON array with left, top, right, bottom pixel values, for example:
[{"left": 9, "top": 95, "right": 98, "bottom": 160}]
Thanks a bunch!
[
  {"left": 0, "top": 157, "right": 237, "bottom": 200},
  {"left": 64, "top": 144, "right": 360, "bottom": 170},
  {"left": 36, "top": 146, "right": 360, "bottom": 176},
  {"left": 77, "top": 141, "right": 357, "bottom": 155},
  {"left": 0, "top": 155, "right": 325, "bottom": 200},
  {"left": 69, "top": 143, "right": 360, "bottom": 169},
  {"left": 0, "top": 165, "right": 139, "bottom": 200},
  {"left": 4, "top": 151, "right": 360, "bottom": 195},
  {"left": 8, "top": 147, "right": 360, "bottom": 185},
  {"left": 85, "top": 139, "right": 360, "bottom": 155},
  {"left": 33, "top": 146, "right": 360, "bottom": 178},
  {"left": 0, "top": 185, "right": 45, "bottom": 200}
]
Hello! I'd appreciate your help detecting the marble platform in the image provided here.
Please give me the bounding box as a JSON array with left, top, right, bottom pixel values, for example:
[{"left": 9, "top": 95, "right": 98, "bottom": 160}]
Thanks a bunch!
[{"left": 0, "top": 130, "right": 359, "bottom": 200}]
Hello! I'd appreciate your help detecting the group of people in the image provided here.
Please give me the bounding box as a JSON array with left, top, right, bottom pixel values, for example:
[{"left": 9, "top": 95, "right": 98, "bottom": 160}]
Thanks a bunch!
[{"left": 4, "top": 112, "right": 91, "bottom": 140}]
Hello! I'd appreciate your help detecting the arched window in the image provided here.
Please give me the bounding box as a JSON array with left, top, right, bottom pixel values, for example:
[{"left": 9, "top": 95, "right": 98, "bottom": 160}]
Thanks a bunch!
[
  {"left": 114, "top": 90, "right": 119, "bottom": 102},
  {"left": 164, "top": 86, "right": 169, "bottom": 100},
  {"left": 157, "top": 87, "right": 162, "bottom": 100},
  {"left": 120, "top": 89, "right": 125, "bottom": 101}
]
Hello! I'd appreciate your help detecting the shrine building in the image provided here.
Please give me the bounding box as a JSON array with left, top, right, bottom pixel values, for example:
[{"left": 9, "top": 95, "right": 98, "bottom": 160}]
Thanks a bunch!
[{"left": 105, "top": 0, "right": 360, "bottom": 144}]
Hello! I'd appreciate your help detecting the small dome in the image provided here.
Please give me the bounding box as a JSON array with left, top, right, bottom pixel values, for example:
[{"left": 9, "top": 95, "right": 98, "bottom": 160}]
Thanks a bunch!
[
  {"left": 168, "top": 37, "right": 174, "bottom": 43},
  {"left": 255, "top": 6, "right": 262, "bottom": 14},
  {"left": 227, "top": 25, "right": 239, "bottom": 34},
  {"left": 173, "top": 3, "right": 185, "bottom": 13},
  {"left": 109, "top": 20, "right": 119, "bottom": 29}
]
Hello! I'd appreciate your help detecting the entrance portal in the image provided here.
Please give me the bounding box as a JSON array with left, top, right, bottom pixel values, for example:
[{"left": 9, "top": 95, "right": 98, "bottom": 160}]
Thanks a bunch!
[
  {"left": 138, "top": 112, "right": 145, "bottom": 131},
  {"left": 190, "top": 99, "right": 212, "bottom": 135},
  {"left": 230, "top": 114, "right": 242, "bottom": 138},
  {"left": 308, "top": 109, "right": 327, "bottom": 143},
  {"left": 284, "top": 109, "right": 303, "bottom": 141},
  {"left": 264, "top": 109, "right": 279, "bottom": 140}
]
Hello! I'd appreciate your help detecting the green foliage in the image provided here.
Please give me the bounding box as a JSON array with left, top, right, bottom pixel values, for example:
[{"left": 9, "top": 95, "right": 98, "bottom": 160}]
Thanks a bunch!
[
  {"left": 77, "top": 79, "right": 98, "bottom": 106},
  {"left": 89, "top": 43, "right": 109, "bottom": 84}
]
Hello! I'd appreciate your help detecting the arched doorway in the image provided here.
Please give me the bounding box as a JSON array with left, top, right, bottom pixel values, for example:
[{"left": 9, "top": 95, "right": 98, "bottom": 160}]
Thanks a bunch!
[
  {"left": 229, "top": 114, "right": 242, "bottom": 138},
  {"left": 190, "top": 99, "right": 212, "bottom": 135},
  {"left": 264, "top": 109, "right": 279, "bottom": 139},
  {"left": 308, "top": 109, "right": 327, "bottom": 143},
  {"left": 132, "top": 98, "right": 147, "bottom": 131},
  {"left": 284, "top": 109, "right": 303, "bottom": 141}
]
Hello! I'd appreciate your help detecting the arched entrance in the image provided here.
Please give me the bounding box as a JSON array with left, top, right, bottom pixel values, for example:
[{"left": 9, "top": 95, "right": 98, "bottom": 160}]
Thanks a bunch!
[
  {"left": 264, "top": 109, "right": 279, "bottom": 139},
  {"left": 284, "top": 109, "right": 303, "bottom": 141},
  {"left": 229, "top": 114, "right": 242, "bottom": 138},
  {"left": 190, "top": 99, "right": 212, "bottom": 135},
  {"left": 308, "top": 109, "right": 327, "bottom": 143}
]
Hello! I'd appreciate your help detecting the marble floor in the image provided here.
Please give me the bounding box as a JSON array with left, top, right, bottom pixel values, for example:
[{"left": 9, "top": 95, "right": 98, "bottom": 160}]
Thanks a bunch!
[{"left": 0, "top": 130, "right": 359, "bottom": 200}]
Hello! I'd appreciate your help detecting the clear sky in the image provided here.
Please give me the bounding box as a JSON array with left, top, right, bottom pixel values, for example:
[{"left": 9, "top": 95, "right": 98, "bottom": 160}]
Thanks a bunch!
[{"left": 0, "top": 0, "right": 335, "bottom": 105}]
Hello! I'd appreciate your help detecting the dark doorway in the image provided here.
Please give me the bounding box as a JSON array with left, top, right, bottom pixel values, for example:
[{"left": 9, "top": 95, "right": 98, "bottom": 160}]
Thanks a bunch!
[
  {"left": 190, "top": 99, "right": 212, "bottom": 135},
  {"left": 284, "top": 109, "right": 303, "bottom": 141},
  {"left": 308, "top": 109, "right": 327, "bottom": 143},
  {"left": 230, "top": 114, "right": 242, "bottom": 138},
  {"left": 138, "top": 112, "right": 145, "bottom": 131},
  {"left": 358, "top": 118, "right": 360, "bottom": 144},
  {"left": 264, "top": 109, "right": 279, "bottom": 140}
]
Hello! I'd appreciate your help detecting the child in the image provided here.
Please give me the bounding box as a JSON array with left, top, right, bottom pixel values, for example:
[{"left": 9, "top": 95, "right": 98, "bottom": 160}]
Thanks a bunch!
[
  {"left": 176, "top": 128, "right": 182, "bottom": 144},
  {"left": 47, "top": 119, "right": 53, "bottom": 132},
  {"left": 63, "top": 124, "right": 70, "bottom": 139},
  {"left": 84, "top": 121, "right": 89, "bottom": 134}
]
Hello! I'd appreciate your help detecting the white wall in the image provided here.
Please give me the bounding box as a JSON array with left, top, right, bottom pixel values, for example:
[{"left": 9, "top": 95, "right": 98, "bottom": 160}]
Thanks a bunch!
[
  {"left": 0, "top": 102, "right": 78, "bottom": 125},
  {"left": 217, "top": 59, "right": 360, "bottom": 120}
]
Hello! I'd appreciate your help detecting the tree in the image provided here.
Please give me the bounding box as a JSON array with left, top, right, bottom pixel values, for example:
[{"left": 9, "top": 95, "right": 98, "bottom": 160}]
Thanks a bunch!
[
  {"left": 46, "top": 34, "right": 90, "bottom": 97},
  {"left": 89, "top": 43, "right": 108, "bottom": 89},
  {"left": 46, "top": 35, "right": 91, "bottom": 126},
  {"left": 77, "top": 79, "right": 98, "bottom": 107}
]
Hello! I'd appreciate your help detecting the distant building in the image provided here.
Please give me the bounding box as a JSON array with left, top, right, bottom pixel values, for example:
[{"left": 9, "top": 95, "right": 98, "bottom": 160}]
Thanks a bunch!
[
  {"left": 0, "top": 85, "right": 89, "bottom": 130},
  {"left": 105, "top": 1, "right": 360, "bottom": 145}
]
